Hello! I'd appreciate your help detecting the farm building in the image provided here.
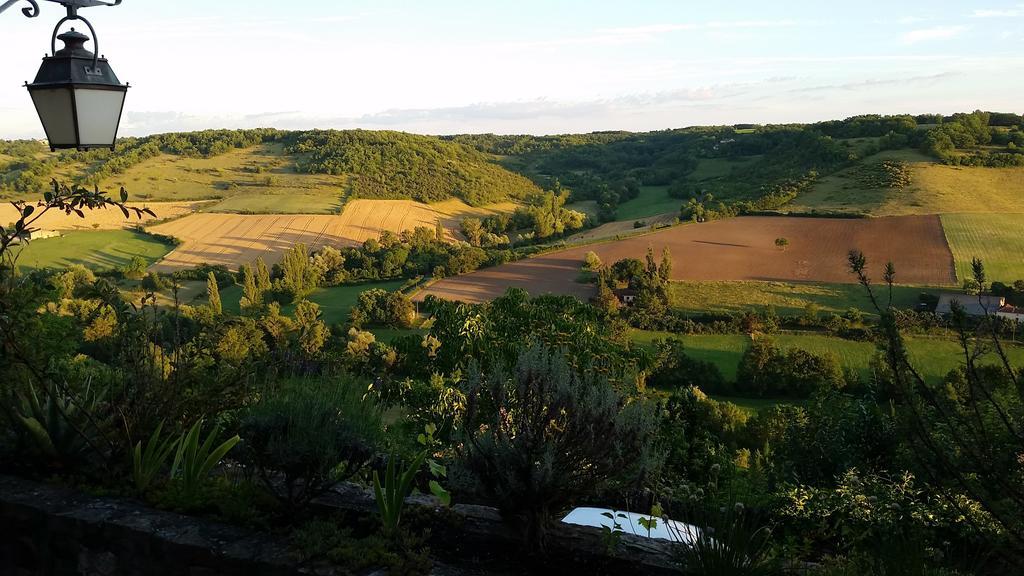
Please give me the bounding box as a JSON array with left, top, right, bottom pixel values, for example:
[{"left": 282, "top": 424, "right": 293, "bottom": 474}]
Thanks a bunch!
[
  {"left": 997, "top": 305, "right": 1024, "bottom": 323},
  {"left": 28, "top": 230, "right": 61, "bottom": 240},
  {"left": 935, "top": 292, "right": 1020, "bottom": 318},
  {"left": 613, "top": 288, "right": 637, "bottom": 305}
]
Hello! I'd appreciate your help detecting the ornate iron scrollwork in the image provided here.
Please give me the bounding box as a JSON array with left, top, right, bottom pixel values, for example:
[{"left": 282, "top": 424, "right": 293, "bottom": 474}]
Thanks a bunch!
[{"left": 0, "top": 0, "right": 41, "bottom": 18}]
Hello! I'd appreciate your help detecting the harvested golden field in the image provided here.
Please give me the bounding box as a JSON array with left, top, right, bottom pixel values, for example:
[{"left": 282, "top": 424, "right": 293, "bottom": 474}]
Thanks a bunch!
[
  {"left": 0, "top": 201, "right": 202, "bottom": 230},
  {"left": 418, "top": 215, "right": 956, "bottom": 303},
  {"left": 149, "top": 199, "right": 516, "bottom": 272}
]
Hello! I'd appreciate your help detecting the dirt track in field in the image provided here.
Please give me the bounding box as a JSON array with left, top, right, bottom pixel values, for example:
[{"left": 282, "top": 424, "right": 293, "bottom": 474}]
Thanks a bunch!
[
  {"left": 0, "top": 201, "right": 202, "bottom": 230},
  {"left": 147, "top": 199, "right": 512, "bottom": 272},
  {"left": 417, "top": 215, "right": 957, "bottom": 303}
]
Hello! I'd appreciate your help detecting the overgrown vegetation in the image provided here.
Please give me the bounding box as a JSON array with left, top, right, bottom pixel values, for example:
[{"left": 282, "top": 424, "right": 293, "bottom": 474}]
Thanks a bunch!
[{"left": 4, "top": 110, "right": 1024, "bottom": 574}]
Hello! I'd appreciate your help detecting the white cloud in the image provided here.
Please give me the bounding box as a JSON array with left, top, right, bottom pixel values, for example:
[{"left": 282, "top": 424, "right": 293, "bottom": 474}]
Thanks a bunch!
[
  {"left": 971, "top": 6, "right": 1024, "bottom": 18},
  {"left": 902, "top": 26, "right": 966, "bottom": 44},
  {"left": 789, "top": 72, "right": 959, "bottom": 94},
  {"left": 514, "top": 19, "right": 801, "bottom": 48}
]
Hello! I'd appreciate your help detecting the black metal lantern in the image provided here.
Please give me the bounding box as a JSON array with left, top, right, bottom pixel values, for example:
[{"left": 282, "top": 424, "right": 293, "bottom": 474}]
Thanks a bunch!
[
  {"left": 1, "top": 0, "right": 127, "bottom": 151},
  {"left": 27, "top": 27, "right": 127, "bottom": 151}
]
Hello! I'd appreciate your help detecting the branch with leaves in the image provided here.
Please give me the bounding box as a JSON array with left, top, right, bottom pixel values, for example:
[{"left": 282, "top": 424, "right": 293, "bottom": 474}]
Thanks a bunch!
[
  {"left": 0, "top": 179, "right": 153, "bottom": 265},
  {"left": 848, "top": 250, "right": 1024, "bottom": 561}
]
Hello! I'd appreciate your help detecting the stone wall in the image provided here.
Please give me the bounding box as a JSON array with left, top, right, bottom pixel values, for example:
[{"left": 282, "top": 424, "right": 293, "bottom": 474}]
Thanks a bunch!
[
  {"left": 0, "top": 474, "right": 679, "bottom": 575},
  {"left": 0, "top": 475, "right": 298, "bottom": 576}
]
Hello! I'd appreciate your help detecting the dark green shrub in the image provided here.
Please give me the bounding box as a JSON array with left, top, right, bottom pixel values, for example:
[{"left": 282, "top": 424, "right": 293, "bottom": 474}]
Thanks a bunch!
[
  {"left": 776, "top": 469, "right": 999, "bottom": 572},
  {"left": 141, "top": 271, "right": 166, "bottom": 292},
  {"left": 237, "top": 377, "right": 383, "bottom": 510},
  {"left": 659, "top": 387, "right": 748, "bottom": 487},
  {"left": 350, "top": 288, "right": 415, "bottom": 328},
  {"left": 456, "top": 345, "right": 658, "bottom": 547},
  {"left": 735, "top": 338, "right": 843, "bottom": 397},
  {"left": 647, "top": 338, "right": 728, "bottom": 394},
  {"left": 774, "top": 391, "right": 897, "bottom": 483}
]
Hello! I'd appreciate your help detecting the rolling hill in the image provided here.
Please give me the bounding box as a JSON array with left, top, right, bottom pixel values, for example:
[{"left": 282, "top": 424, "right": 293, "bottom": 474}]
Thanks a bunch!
[{"left": 0, "top": 129, "right": 543, "bottom": 211}]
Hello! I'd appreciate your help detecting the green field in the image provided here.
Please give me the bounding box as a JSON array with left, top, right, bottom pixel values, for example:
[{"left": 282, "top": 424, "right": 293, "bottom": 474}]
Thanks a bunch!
[
  {"left": 631, "top": 330, "right": 1024, "bottom": 384},
  {"left": 372, "top": 327, "right": 426, "bottom": 343},
  {"left": 708, "top": 395, "right": 801, "bottom": 414},
  {"left": 98, "top": 144, "right": 346, "bottom": 214},
  {"left": 668, "top": 281, "right": 925, "bottom": 317},
  {"left": 13, "top": 230, "right": 173, "bottom": 271},
  {"left": 615, "top": 186, "right": 681, "bottom": 220},
  {"left": 221, "top": 279, "right": 408, "bottom": 325},
  {"left": 941, "top": 213, "right": 1024, "bottom": 283},
  {"left": 788, "top": 149, "right": 1024, "bottom": 216},
  {"left": 690, "top": 156, "right": 761, "bottom": 181}
]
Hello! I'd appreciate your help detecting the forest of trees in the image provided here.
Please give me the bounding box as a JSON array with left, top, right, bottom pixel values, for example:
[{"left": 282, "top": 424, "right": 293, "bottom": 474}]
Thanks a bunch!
[{"left": 287, "top": 130, "right": 541, "bottom": 205}]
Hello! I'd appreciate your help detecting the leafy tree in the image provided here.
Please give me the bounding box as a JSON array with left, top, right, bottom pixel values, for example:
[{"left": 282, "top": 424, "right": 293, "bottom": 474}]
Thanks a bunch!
[
  {"left": 276, "top": 243, "right": 320, "bottom": 301},
  {"left": 206, "top": 271, "right": 222, "bottom": 316},
  {"left": 254, "top": 256, "right": 272, "bottom": 294},
  {"left": 610, "top": 258, "right": 646, "bottom": 287},
  {"left": 591, "top": 272, "right": 620, "bottom": 316},
  {"left": 583, "top": 251, "right": 602, "bottom": 271},
  {"left": 53, "top": 265, "right": 96, "bottom": 299},
  {"left": 659, "top": 247, "right": 673, "bottom": 282},
  {"left": 350, "top": 289, "right": 415, "bottom": 329},
  {"left": 735, "top": 338, "right": 843, "bottom": 398},
  {"left": 774, "top": 237, "right": 789, "bottom": 251},
  {"left": 240, "top": 263, "right": 262, "bottom": 312},
  {"left": 658, "top": 386, "right": 746, "bottom": 487},
  {"left": 121, "top": 256, "right": 149, "bottom": 281},
  {"left": 141, "top": 271, "right": 166, "bottom": 292},
  {"left": 424, "top": 289, "right": 640, "bottom": 378},
  {"left": 294, "top": 300, "right": 329, "bottom": 358},
  {"left": 460, "top": 217, "right": 484, "bottom": 246}
]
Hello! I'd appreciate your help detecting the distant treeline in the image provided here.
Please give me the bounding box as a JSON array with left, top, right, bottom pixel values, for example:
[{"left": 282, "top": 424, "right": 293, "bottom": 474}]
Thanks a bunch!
[{"left": 2, "top": 110, "right": 1023, "bottom": 210}]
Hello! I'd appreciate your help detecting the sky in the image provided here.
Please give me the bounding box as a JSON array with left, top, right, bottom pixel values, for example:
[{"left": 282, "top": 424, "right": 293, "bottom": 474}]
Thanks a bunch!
[{"left": 1, "top": 0, "right": 1023, "bottom": 137}]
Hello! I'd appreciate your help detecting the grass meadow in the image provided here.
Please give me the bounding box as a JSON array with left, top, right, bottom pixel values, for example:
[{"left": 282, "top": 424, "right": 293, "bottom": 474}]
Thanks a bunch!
[
  {"left": 221, "top": 279, "right": 409, "bottom": 325},
  {"left": 690, "top": 156, "right": 761, "bottom": 181},
  {"left": 630, "top": 330, "right": 1024, "bottom": 384},
  {"left": 614, "top": 186, "right": 681, "bottom": 220},
  {"left": 13, "top": 230, "right": 173, "bottom": 271},
  {"left": 788, "top": 150, "right": 1024, "bottom": 216},
  {"left": 941, "top": 213, "right": 1024, "bottom": 283},
  {"left": 668, "top": 281, "right": 926, "bottom": 316},
  {"left": 98, "top": 144, "right": 348, "bottom": 214}
]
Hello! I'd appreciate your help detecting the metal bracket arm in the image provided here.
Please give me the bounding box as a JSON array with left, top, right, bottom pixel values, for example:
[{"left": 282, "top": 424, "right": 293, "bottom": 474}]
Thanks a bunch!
[{"left": 2, "top": 0, "right": 121, "bottom": 18}]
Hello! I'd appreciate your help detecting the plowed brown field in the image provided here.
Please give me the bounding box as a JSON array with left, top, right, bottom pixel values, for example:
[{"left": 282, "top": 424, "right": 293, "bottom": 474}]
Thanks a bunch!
[
  {"left": 148, "top": 199, "right": 515, "bottom": 272},
  {"left": 417, "top": 215, "right": 956, "bottom": 303}
]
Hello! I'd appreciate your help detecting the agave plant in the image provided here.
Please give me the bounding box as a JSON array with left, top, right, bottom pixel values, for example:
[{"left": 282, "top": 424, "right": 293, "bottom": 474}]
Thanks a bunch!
[
  {"left": 671, "top": 503, "right": 782, "bottom": 576},
  {"left": 170, "top": 419, "right": 240, "bottom": 498},
  {"left": 7, "top": 381, "right": 108, "bottom": 468},
  {"left": 131, "top": 420, "right": 180, "bottom": 493},
  {"left": 373, "top": 450, "right": 426, "bottom": 539}
]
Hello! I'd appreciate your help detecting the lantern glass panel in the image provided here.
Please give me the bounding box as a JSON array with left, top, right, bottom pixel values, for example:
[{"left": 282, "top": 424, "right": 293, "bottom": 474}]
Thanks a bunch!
[
  {"left": 29, "top": 87, "right": 76, "bottom": 147},
  {"left": 74, "top": 87, "right": 125, "bottom": 148}
]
